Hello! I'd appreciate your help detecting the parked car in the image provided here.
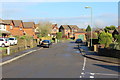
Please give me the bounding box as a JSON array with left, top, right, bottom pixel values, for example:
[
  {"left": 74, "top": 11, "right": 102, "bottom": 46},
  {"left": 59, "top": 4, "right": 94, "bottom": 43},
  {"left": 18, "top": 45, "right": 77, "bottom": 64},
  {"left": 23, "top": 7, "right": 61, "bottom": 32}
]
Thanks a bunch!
[
  {"left": 0, "top": 38, "right": 10, "bottom": 47},
  {"left": 8, "top": 37, "right": 18, "bottom": 45},
  {"left": 40, "top": 40, "right": 52, "bottom": 48},
  {"left": 75, "top": 39, "right": 83, "bottom": 43}
]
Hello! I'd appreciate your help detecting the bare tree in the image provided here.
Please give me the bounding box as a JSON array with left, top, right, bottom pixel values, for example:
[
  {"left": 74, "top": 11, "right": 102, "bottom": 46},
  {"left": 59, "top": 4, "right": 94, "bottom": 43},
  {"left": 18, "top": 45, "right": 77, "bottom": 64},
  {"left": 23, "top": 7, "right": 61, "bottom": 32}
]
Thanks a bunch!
[{"left": 37, "top": 21, "right": 52, "bottom": 37}]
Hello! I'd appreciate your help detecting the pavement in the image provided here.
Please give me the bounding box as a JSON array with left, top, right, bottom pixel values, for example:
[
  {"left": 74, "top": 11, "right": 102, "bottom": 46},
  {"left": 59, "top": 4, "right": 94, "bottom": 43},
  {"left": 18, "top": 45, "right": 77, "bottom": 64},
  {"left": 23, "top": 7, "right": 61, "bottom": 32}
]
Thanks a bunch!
[
  {"left": 78, "top": 44, "right": 120, "bottom": 64},
  {"left": 1, "top": 42, "right": 120, "bottom": 66}
]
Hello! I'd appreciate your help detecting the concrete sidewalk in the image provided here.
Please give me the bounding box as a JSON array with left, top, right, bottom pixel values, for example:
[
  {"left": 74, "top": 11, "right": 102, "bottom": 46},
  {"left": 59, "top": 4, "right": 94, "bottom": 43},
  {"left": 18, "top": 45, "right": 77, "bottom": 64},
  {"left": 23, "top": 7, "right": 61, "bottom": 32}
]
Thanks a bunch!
[
  {"left": 2, "top": 46, "right": 42, "bottom": 62},
  {"left": 79, "top": 45, "right": 120, "bottom": 64}
]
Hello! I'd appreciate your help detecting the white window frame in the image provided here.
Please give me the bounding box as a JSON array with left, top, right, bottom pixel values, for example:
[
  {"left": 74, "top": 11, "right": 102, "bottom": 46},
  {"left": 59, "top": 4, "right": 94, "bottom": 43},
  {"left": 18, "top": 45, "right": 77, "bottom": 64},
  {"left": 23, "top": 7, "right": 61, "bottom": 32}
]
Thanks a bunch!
[{"left": 10, "top": 25, "right": 13, "bottom": 29}]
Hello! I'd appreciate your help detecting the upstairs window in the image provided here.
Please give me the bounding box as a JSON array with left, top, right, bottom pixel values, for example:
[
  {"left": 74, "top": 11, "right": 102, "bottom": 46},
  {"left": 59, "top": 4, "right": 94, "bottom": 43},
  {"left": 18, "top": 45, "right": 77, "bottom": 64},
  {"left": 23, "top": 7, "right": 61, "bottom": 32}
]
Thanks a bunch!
[
  {"left": 10, "top": 26, "right": 13, "bottom": 29},
  {"left": 20, "top": 27, "right": 22, "bottom": 30}
]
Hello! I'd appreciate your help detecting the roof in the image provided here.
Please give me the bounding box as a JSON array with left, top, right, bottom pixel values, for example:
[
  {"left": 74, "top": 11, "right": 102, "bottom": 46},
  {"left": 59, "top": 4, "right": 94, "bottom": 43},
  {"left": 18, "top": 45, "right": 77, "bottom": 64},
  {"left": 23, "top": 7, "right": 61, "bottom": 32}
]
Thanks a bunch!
[
  {"left": 60, "top": 25, "right": 70, "bottom": 29},
  {"left": 2, "top": 20, "right": 13, "bottom": 25},
  {"left": 86, "top": 31, "right": 98, "bottom": 39},
  {"left": 0, "top": 18, "right": 4, "bottom": 24},
  {"left": 13, "top": 20, "right": 22, "bottom": 27},
  {"left": 68, "top": 25, "right": 79, "bottom": 30},
  {"left": 23, "top": 22, "right": 35, "bottom": 28},
  {"left": 76, "top": 29, "right": 86, "bottom": 33},
  {"left": 52, "top": 24, "right": 59, "bottom": 29}
]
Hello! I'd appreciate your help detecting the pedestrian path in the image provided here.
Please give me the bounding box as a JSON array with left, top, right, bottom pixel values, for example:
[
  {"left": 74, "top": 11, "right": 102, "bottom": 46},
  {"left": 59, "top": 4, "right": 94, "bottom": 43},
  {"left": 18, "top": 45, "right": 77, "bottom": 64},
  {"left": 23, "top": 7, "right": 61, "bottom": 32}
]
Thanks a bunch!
[
  {"left": 2, "top": 47, "right": 41, "bottom": 62},
  {"left": 79, "top": 45, "right": 120, "bottom": 64}
]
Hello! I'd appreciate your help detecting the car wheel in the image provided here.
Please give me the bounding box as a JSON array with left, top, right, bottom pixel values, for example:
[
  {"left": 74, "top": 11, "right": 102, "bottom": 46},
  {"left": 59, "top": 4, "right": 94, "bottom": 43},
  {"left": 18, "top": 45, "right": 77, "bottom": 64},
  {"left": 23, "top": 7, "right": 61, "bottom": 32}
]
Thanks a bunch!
[{"left": 1, "top": 44, "right": 5, "bottom": 47}]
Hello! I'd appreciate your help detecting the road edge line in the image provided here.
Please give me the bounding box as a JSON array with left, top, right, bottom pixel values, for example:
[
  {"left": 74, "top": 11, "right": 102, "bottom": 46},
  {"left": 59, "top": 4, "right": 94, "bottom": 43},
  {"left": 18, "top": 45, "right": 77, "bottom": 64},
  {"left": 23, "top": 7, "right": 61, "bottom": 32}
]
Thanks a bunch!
[{"left": 0, "top": 47, "right": 43, "bottom": 66}]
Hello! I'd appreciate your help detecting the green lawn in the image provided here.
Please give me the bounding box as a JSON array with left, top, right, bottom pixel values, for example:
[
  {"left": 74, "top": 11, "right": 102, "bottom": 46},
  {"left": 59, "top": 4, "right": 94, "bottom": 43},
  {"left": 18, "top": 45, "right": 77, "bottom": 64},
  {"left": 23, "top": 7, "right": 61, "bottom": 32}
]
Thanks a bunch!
[{"left": 0, "top": 47, "right": 7, "bottom": 50}]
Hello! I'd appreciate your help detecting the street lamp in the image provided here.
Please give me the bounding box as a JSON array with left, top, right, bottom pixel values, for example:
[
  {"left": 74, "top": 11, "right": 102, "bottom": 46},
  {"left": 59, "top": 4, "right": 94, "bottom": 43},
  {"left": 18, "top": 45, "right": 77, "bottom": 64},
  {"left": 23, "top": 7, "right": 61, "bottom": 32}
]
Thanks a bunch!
[{"left": 85, "top": 6, "right": 93, "bottom": 47}]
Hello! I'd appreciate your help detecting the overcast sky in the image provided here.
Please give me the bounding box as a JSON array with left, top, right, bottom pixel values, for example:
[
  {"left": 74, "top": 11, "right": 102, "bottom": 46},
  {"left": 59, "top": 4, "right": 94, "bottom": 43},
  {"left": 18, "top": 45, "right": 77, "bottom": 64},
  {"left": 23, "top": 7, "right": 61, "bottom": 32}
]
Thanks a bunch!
[{"left": 0, "top": 1, "right": 119, "bottom": 28}]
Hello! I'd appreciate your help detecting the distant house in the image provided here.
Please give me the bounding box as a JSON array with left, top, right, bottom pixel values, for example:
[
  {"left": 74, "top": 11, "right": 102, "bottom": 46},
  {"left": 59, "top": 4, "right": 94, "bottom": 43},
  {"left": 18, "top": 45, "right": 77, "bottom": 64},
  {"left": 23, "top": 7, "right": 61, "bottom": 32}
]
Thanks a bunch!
[
  {"left": 51, "top": 24, "right": 59, "bottom": 37},
  {"left": 68, "top": 25, "right": 79, "bottom": 38},
  {"left": 59, "top": 25, "right": 71, "bottom": 38},
  {"left": 94, "top": 29, "right": 104, "bottom": 34},
  {"left": 86, "top": 31, "right": 98, "bottom": 41},
  {"left": 12, "top": 20, "right": 24, "bottom": 36},
  {"left": 34, "top": 24, "right": 40, "bottom": 38},
  {"left": 2, "top": 20, "right": 15, "bottom": 37},
  {"left": 23, "top": 22, "right": 37, "bottom": 39},
  {"left": 74, "top": 29, "right": 86, "bottom": 41},
  {"left": 0, "top": 19, "right": 11, "bottom": 37}
]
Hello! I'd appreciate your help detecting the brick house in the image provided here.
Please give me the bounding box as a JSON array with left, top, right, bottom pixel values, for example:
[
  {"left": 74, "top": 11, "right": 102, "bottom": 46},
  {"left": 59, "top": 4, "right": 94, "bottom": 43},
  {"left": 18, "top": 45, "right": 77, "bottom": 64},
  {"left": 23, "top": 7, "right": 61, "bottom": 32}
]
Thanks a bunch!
[
  {"left": 23, "top": 22, "right": 37, "bottom": 39},
  {"left": 74, "top": 29, "right": 86, "bottom": 41},
  {"left": 68, "top": 25, "right": 79, "bottom": 38},
  {"left": 59, "top": 25, "right": 71, "bottom": 38},
  {"left": 2, "top": 20, "right": 15, "bottom": 37},
  {"left": 0, "top": 19, "right": 11, "bottom": 37},
  {"left": 12, "top": 20, "right": 24, "bottom": 36},
  {"left": 51, "top": 24, "right": 59, "bottom": 37}
]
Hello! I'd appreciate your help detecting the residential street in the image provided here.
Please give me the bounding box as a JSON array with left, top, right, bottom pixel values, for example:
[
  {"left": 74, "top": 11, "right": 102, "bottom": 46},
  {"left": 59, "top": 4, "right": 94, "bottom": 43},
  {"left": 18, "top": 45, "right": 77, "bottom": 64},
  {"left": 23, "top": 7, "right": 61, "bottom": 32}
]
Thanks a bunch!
[{"left": 2, "top": 41, "right": 120, "bottom": 79}]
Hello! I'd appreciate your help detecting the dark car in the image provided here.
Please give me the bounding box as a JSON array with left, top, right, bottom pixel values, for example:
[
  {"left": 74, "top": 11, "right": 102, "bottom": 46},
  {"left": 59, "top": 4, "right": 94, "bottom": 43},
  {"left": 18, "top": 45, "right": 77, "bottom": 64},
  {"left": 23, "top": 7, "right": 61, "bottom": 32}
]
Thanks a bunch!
[
  {"left": 40, "top": 40, "right": 52, "bottom": 48},
  {"left": 75, "top": 39, "right": 83, "bottom": 43}
]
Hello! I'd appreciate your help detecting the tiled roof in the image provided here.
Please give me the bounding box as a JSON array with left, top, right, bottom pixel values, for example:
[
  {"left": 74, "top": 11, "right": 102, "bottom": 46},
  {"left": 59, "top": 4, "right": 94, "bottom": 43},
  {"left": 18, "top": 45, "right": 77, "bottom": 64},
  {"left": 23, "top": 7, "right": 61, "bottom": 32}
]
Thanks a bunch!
[
  {"left": 13, "top": 20, "right": 22, "bottom": 27},
  {"left": 60, "top": 25, "right": 70, "bottom": 29},
  {"left": 0, "top": 19, "right": 5, "bottom": 24},
  {"left": 52, "top": 24, "right": 58, "bottom": 29},
  {"left": 68, "top": 25, "right": 79, "bottom": 30},
  {"left": 23, "top": 22, "right": 35, "bottom": 28},
  {"left": 3, "top": 20, "right": 12, "bottom": 24},
  {"left": 76, "top": 29, "right": 86, "bottom": 33}
]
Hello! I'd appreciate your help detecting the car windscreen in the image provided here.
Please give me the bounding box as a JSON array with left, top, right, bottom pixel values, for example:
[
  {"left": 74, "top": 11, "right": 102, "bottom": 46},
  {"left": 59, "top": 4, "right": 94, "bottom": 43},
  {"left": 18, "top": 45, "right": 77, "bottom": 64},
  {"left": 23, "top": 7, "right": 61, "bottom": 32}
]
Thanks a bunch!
[
  {"left": 0, "top": 39, "right": 4, "bottom": 41},
  {"left": 42, "top": 40, "right": 50, "bottom": 43},
  {"left": 9, "top": 38, "right": 14, "bottom": 40}
]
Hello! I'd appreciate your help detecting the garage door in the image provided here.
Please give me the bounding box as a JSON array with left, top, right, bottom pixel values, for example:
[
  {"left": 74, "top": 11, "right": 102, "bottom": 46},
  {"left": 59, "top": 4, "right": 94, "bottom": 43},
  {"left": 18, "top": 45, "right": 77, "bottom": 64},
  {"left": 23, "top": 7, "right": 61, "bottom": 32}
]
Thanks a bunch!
[{"left": 78, "top": 35, "right": 84, "bottom": 40}]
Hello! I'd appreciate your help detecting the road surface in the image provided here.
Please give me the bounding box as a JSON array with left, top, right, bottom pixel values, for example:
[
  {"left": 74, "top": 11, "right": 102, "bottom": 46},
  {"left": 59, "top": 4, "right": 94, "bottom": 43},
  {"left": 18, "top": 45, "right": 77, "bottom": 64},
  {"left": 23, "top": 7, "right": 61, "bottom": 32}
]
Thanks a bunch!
[{"left": 2, "top": 41, "right": 120, "bottom": 79}]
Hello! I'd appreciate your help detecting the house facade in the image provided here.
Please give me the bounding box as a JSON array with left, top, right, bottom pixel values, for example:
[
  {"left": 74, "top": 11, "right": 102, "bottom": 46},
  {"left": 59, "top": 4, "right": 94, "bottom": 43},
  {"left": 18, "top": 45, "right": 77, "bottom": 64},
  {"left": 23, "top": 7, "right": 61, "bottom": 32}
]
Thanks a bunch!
[
  {"left": 51, "top": 24, "right": 59, "bottom": 37},
  {"left": 68, "top": 25, "right": 79, "bottom": 38},
  {"left": 59, "top": 25, "right": 71, "bottom": 38},
  {"left": 23, "top": 22, "right": 37, "bottom": 39},
  {"left": 74, "top": 29, "right": 86, "bottom": 41},
  {"left": 12, "top": 20, "right": 24, "bottom": 36},
  {"left": 0, "top": 19, "right": 11, "bottom": 37}
]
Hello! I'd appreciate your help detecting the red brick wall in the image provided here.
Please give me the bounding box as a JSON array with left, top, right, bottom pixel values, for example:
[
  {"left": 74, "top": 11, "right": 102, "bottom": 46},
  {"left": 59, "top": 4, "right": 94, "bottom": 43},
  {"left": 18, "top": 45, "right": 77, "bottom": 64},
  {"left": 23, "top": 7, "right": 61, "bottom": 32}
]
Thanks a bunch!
[
  {"left": 23, "top": 28, "right": 37, "bottom": 39},
  {"left": 74, "top": 33, "right": 86, "bottom": 41},
  {"left": 6, "top": 23, "right": 24, "bottom": 36}
]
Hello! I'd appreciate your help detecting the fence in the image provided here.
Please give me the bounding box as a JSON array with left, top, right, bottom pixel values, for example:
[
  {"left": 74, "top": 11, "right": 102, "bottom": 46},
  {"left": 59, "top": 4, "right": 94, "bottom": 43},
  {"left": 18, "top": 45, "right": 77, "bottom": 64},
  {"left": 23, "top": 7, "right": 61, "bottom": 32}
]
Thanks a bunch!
[{"left": 1, "top": 39, "right": 38, "bottom": 56}]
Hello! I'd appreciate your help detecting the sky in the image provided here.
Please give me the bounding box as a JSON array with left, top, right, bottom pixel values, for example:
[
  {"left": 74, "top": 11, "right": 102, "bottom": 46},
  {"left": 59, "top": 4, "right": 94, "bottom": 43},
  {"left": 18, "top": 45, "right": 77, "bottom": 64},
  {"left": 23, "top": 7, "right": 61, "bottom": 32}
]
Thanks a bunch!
[{"left": 0, "top": 1, "right": 119, "bottom": 29}]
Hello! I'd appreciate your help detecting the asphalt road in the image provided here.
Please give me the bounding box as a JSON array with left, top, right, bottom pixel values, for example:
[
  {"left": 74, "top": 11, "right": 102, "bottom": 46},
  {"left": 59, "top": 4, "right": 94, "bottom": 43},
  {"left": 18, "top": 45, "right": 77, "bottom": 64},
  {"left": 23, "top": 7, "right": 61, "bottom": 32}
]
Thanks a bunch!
[{"left": 2, "top": 41, "right": 120, "bottom": 79}]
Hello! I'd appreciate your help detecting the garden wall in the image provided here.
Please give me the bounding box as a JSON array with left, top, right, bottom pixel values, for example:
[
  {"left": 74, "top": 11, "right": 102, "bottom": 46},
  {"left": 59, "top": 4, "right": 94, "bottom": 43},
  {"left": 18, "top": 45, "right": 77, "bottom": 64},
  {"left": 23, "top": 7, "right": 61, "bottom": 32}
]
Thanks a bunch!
[{"left": 98, "top": 48, "right": 120, "bottom": 58}]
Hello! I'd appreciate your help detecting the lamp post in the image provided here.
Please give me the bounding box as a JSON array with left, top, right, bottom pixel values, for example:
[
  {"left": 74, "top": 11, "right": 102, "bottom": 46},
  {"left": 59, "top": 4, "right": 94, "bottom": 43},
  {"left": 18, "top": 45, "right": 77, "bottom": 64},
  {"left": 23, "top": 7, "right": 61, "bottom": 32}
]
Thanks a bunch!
[{"left": 85, "top": 6, "right": 92, "bottom": 47}]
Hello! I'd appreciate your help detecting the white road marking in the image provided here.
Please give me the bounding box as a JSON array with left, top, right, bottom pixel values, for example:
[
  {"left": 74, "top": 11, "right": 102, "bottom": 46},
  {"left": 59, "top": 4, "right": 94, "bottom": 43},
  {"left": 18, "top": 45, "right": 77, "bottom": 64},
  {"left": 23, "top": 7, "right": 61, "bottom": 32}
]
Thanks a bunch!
[
  {"left": 86, "top": 72, "right": 119, "bottom": 76},
  {"left": 90, "top": 76, "right": 94, "bottom": 78},
  {"left": 0, "top": 48, "right": 43, "bottom": 66},
  {"left": 81, "top": 72, "right": 85, "bottom": 75},
  {"left": 82, "top": 57, "right": 87, "bottom": 71},
  {"left": 80, "top": 76, "right": 82, "bottom": 78}
]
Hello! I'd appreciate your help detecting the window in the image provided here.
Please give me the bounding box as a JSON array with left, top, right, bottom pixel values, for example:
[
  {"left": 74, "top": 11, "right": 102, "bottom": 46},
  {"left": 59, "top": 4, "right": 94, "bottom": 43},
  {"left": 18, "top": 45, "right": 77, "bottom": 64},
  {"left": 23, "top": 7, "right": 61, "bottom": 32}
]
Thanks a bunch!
[
  {"left": 20, "top": 27, "right": 22, "bottom": 30},
  {"left": 0, "top": 39, "right": 4, "bottom": 41},
  {"left": 0, "top": 25, "right": 1, "bottom": 29},
  {"left": 10, "top": 26, "right": 13, "bottom": 29}
]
